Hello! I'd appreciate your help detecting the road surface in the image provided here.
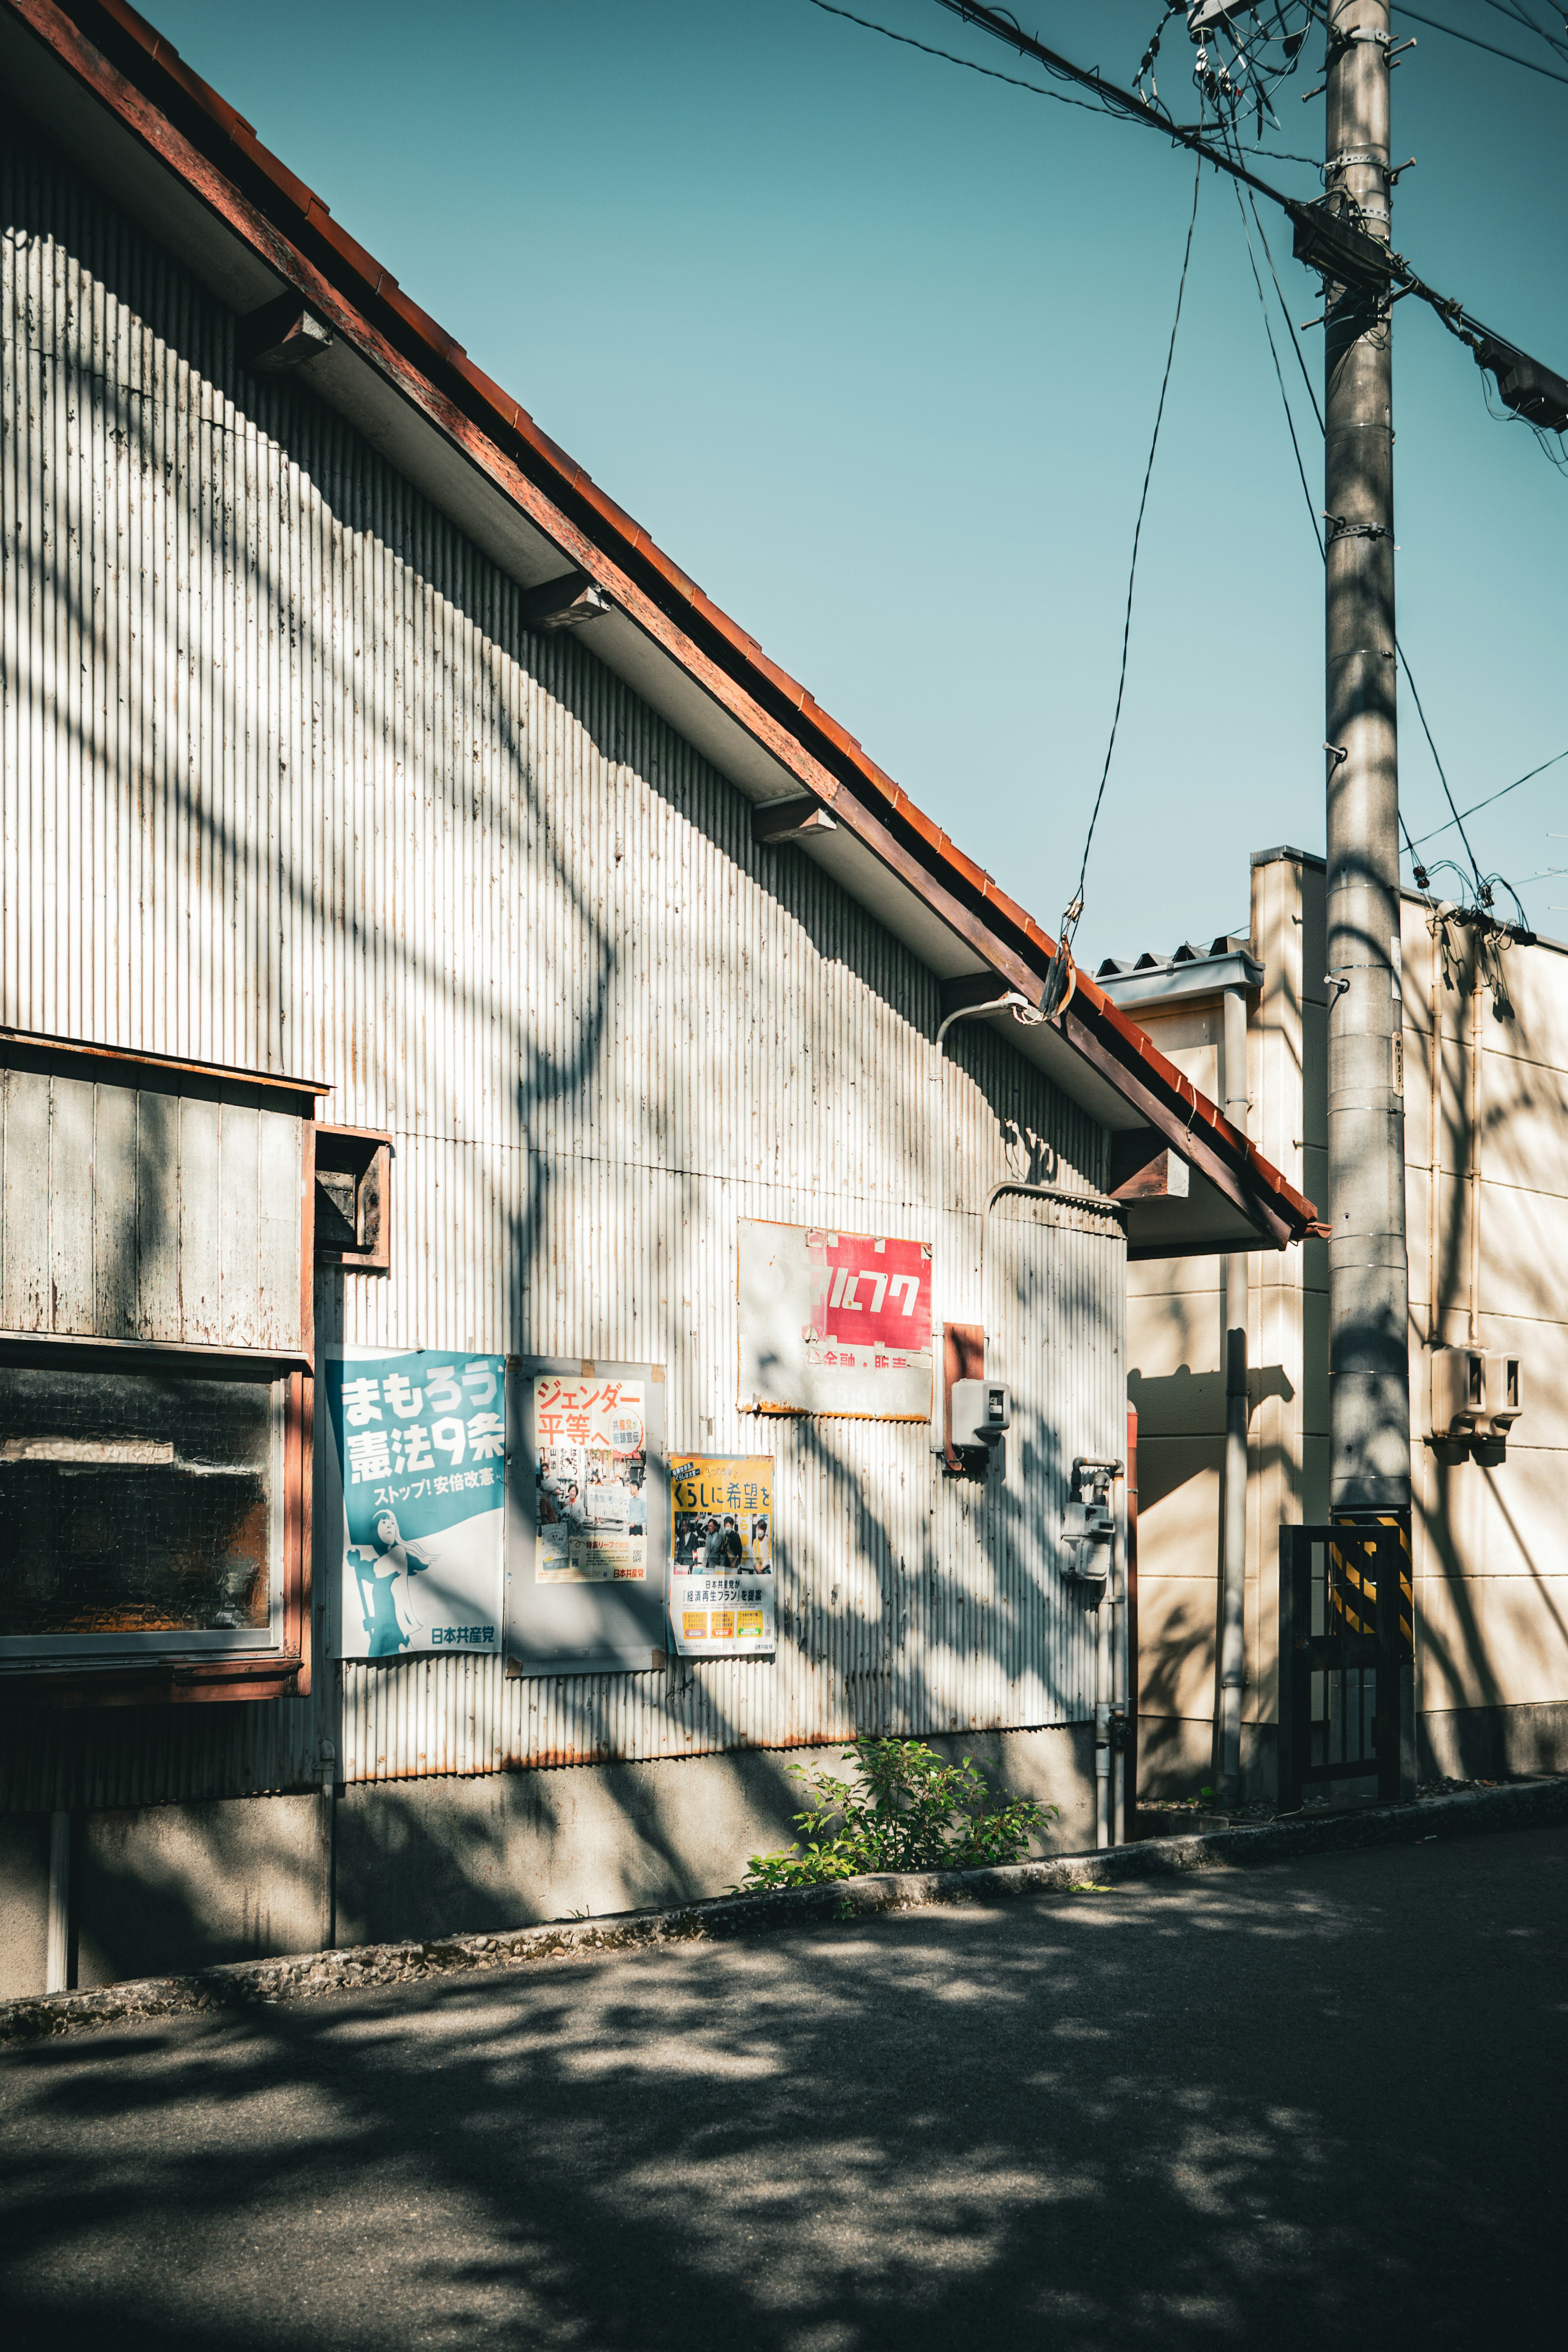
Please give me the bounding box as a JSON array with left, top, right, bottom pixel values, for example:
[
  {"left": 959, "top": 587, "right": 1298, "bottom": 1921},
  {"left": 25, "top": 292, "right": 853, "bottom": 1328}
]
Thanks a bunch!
[{"left": 3, "top": 1822, "right": 1564, "bottom": 2349}]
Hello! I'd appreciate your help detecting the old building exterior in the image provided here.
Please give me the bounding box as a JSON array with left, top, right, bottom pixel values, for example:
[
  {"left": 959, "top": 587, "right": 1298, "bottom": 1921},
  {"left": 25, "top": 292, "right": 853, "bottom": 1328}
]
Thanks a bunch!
[
  {"left": 1106, "top": 846, "right": 1568, "bottom": 1800},
  {"left": 0, "top": 0, "right": 1313, "bottom": 1995}
]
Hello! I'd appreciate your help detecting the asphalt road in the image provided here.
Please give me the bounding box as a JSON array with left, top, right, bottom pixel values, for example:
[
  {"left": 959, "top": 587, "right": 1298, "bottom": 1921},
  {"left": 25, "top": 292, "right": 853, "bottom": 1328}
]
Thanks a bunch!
[{"left": 4, "top": 1823, "right": 1565, "bottom": 2352}]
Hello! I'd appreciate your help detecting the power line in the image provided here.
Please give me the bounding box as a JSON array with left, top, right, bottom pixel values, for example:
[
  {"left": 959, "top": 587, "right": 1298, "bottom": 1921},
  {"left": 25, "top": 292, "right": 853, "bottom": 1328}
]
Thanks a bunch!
[
  {"left": 1409, "top": 746, "right": 1568, "bottom": 845},
  {"left": 1229, "top": 179, "right": 1456, "bottom": 898},
  {"left": 802, "top": 0, "right": 1321, "bottom": 164},
  {"left": 909, "top": 3, "right": 1568, "bottom": 455},
  {"left": 1046, "top": 150, "right": 1203, "bottom": 1000},
  {"left": 1228, "top": 162, "right": 1495, "bottom": 899},
  {"left": 1394, "top": 646, "right": 1487, "bottom": 895},
  {"left": 1390, "top": 4, "right": 1568, "bottom": 86},
  {"left": 1232, "top": 180, "right": 1322, "bottom": 551},
  {"left": 1481, "top": 0, "right": 1568, "bottom": 68},
  {"left": 802, "top": 0, "right": 1117, "bottom": 114}
]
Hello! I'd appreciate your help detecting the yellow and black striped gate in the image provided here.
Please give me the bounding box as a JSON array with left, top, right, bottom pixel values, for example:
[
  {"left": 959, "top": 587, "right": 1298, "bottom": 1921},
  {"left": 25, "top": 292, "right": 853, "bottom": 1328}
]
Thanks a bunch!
[{"left": 1278, "top": 1524, "right": 1414, "bottom": 1811}]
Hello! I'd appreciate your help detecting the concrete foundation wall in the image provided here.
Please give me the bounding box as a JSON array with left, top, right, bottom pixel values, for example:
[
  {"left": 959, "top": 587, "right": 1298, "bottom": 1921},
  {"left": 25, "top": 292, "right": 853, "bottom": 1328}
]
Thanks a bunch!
[
  {"left": 0, "top": 1728, "right": 1094, "bottom": 1996},
  {"left": 1419, "top": 1702, "right": 1568, "bottom": 1784}
]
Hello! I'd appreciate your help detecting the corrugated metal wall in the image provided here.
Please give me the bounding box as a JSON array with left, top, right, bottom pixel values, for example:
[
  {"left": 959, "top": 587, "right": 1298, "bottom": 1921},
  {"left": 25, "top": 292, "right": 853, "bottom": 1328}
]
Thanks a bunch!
[{"left": 0, "top": 116, "right": 1124, "bottom": 1810}]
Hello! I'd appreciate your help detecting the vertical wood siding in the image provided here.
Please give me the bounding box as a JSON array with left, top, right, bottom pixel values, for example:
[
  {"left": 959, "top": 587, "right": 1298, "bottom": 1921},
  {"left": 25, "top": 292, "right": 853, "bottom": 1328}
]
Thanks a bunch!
[
  {"left": 0, "top": 1066, "right": 303, "bottom": 1351},
  {"left": 0, "top": 118, "right": 1123, "bottom": 1806}
]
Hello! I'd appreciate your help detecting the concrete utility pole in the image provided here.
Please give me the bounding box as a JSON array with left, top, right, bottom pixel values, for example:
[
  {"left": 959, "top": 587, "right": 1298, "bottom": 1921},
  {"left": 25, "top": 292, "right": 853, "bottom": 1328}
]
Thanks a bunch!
[{"left": 1323, "top": 0, "right": 1412, "bottom": 1524}]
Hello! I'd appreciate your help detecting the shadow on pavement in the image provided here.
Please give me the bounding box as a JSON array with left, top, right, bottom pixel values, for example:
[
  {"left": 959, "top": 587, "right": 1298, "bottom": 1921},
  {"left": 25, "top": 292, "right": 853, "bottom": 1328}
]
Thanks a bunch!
[{"left": 2, "top": 1826, "right": 1564, "bottom": 2350}]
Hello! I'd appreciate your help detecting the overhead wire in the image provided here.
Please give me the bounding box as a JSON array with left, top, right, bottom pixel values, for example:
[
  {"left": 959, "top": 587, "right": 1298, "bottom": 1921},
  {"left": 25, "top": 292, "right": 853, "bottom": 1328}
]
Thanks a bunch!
[
  {"left": 804, "top": 0, "right": 1321, "bottom": 164},
  {"left": 802, "top": 0, "right": 1122, "bottom": 114},
  {"left": 1045, "top": 149, "right": 1204, "bottom": 1001},
  {"left": 1390, "top": 4, "right": 1568, "bottom": 85},
  {"left": 1408, "top": 746, "right": 1568, "bottom": 846},
  {"left": 810, "top": 0, "right": 1556, "bottom": 918},
  {"left": 1232, "top": 176, "right": 1503, "bottom": 901},
  {"left": 1481, "top": 0, "right": 1568, "bottom": 66}
]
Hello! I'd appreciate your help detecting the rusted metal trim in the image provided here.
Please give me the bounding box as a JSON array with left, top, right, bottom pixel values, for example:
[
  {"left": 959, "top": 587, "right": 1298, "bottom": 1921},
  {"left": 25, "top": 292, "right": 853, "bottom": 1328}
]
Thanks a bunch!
[
  {"left": 0, "top": 1024, "right": 331, "bottom": 1098},
  {"left": 1060, "top": 1001, "right": 1298, "bottom": 1249},
  {"left": 2, "top": 1655, "right": 305, "bottom": 1708},
  {"left": 0, "top": 1332, "right": 314, "bottom": 1369}
]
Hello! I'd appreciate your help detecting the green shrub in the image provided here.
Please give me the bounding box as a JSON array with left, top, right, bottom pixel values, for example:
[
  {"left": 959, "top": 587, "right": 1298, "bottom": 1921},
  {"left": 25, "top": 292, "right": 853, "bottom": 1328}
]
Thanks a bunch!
[{"left": 739, "top": 1736, "right": 1058, "bottom": 1890}]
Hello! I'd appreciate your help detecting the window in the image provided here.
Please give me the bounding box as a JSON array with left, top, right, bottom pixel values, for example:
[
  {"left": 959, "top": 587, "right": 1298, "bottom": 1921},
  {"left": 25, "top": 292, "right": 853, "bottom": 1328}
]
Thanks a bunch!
[
  {"left": 314, "top": 1126, "right": 392, "bottom": 1270},
  {"left": 0, "top": 1359, "right": 285, "bottom": 1654},
  {"left": 0, "top": 1031, "right": 324, "bottom": 1702}
]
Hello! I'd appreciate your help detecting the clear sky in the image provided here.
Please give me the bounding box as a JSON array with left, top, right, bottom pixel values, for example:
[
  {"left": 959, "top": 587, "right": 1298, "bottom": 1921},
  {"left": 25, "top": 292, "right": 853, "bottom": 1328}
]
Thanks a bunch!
[{"left": 145, "top": 0, "right": 1568, "bottom": 967}]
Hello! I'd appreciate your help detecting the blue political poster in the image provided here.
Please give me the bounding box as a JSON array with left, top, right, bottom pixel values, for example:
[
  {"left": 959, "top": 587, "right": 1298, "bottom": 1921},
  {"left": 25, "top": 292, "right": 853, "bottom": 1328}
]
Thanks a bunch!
[{"left": 325, "top": 1348, "right": 506, "bottom": 1660}]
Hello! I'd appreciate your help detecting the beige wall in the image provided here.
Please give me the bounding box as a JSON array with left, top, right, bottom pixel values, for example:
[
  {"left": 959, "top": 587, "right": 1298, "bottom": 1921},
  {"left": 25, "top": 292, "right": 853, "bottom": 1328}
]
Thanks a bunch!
[{"left": 1129, "top": 849, "right": 1568, "bottom": 1797}]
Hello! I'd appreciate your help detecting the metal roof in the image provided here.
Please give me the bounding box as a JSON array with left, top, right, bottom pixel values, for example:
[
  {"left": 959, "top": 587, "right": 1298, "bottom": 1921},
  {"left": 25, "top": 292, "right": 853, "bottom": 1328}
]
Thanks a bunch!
[{"left": 0, "top": 0, "right": 1318, "bottom": 1253}]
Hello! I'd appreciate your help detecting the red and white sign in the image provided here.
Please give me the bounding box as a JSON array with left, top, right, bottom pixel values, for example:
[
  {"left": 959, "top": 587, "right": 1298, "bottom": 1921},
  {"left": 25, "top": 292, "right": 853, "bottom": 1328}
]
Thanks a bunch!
[{"left": 737, "top": 1219, "right": 933, "bottom": 1421}]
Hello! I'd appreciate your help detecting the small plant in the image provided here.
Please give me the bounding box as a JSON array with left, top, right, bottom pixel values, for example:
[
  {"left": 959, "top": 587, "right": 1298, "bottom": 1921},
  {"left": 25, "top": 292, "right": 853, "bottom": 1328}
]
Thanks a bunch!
[{"left": 739, "top": 1736, "right": 1058, "bottom": 1891}]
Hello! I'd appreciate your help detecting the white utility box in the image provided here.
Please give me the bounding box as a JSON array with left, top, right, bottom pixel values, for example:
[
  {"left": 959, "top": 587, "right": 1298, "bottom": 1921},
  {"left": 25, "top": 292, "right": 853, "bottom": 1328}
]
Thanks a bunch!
[{"left": 949, "top": 1379, "right": 1010, "bottom": 1450}]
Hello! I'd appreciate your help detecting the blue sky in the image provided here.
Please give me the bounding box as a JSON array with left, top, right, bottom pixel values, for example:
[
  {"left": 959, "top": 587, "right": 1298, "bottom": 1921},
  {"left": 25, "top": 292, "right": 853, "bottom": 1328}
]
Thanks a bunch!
[{"left": 149, "top": 0, "right": 1568, "bottom": 964}]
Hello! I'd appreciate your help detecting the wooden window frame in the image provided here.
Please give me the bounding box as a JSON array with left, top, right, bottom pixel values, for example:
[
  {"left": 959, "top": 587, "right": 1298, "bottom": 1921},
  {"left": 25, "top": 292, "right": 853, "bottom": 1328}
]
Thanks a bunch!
[
  {"left": 314, "top": 1124, "right": 393, "bottom": 1272},
  {"left": 0, "top": 1031, "right": 325, "bottom": 1707}
]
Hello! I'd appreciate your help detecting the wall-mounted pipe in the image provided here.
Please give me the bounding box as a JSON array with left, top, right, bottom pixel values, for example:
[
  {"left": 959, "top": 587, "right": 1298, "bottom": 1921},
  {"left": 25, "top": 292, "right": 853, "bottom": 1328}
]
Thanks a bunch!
[
  {"left": 1216, "top": 1325, "right": 1248, "bottom": 1806},
  {"left": 1216, "top": 982, "right": 1252, "bottom": 1807},
  {"left": 46, "top": 1810, "right": 70, "bottom": 1993},
  {"left": 1111, "top": 1492, "right": 1129, "bottom": 1844}
]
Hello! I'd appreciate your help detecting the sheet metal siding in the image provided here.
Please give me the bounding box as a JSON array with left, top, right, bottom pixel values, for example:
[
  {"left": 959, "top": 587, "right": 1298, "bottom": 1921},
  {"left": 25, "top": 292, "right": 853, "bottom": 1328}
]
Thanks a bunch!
[{"left": 0, "top": 124, "right": 1123, "bottom": 1807}]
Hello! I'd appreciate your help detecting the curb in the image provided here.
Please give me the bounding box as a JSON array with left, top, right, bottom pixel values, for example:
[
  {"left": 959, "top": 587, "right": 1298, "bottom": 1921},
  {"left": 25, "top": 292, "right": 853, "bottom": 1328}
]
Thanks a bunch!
[{"left": 4, "top": 1773, "right": 1565, "bottom": 2046}]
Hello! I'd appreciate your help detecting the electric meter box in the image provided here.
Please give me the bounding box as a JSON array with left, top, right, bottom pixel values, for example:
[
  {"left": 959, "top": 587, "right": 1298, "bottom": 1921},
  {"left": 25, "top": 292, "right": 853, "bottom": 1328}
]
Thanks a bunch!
[
  {"left": 1484, "top": 1352, "right": 1523, "bottom": 1435},
  {"left": 1431, "top": 1347, "right": 1523, "bottom": 1440},
  {"left": 1061, "top": 1496, "right": 1114, "bottom": 1588},
  {"left": 949, "top": 1379, "right": 1010, "bottom": 1450}
]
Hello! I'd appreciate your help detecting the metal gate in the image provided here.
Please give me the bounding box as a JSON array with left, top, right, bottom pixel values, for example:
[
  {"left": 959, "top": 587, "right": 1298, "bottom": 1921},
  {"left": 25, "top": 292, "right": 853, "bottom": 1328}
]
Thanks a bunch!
[{"left": 1278, "top": 1524, "right": 1414, "bottom": 1811}]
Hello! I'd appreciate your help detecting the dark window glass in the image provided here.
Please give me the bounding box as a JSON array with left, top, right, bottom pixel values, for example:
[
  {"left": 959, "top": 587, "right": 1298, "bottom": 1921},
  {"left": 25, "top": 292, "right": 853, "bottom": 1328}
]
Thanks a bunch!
[{"left": 0, "top": 1365, "right": 282, "bottom": 1642}]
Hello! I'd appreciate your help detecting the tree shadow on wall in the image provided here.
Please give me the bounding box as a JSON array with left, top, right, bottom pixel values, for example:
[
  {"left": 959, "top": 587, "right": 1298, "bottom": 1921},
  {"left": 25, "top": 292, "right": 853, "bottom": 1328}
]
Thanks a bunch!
[{"left": 8, "top": 109, "right": 1125, "bottom": 1955}]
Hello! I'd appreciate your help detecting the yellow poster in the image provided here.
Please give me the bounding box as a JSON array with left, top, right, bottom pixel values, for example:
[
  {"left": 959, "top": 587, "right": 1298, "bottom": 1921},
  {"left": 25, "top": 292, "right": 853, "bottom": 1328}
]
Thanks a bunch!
[{"left": 668, "top": 1454, "right": 775, "bottom": 1656}]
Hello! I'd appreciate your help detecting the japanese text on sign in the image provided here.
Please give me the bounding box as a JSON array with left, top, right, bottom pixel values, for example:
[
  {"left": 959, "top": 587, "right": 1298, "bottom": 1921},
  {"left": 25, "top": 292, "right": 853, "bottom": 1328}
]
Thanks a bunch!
[
  {"left": 737, "top": 1221, "right": 932, "bottom": 1420},
  {"left": 326, "top": 1350, "right": 506, "bottom": 1661},
  {"left": 535, "top": 1375, "right": 648, "bottom": 1583},
  {"left": 669, "top": 1454, "right": 775, "bottom": 1657}
]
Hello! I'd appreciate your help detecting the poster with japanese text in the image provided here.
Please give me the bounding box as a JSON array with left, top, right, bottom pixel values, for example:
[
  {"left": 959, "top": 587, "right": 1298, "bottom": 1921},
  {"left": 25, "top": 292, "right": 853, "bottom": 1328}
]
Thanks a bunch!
[
  {"left": 668, "top": 1454, "right": 775, "bottom": 1657},
  {"left": 534, "top": 1374, "right": 648, "bottom": 1583},
  {"left": 325, "top": 1349, "right": 505, "bottom": 1660},
  {"left": 737, "top": 1219, "right": 932, "bottom": 1420}
]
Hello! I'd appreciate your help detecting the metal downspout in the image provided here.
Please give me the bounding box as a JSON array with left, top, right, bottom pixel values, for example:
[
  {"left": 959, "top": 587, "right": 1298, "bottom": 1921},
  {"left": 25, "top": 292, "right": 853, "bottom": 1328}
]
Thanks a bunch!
[
  {"left": 1096, "top": 1600, "right": 1112, "bottom": 1850},
  {"left": 980, "top": 1179, "right": 1127, "bottom": 1852},
  {"left": 1111, "top": 1489, "right": 1128, "bottom": 1844},
  {"left": 1217, "top": 984, "right": 1251, "bottom": 1807}
]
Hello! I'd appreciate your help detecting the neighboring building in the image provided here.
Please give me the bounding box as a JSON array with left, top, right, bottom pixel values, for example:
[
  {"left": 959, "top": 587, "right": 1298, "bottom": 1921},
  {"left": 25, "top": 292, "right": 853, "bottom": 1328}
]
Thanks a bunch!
[
  {"left": 1104, "top": 846, "right": 1568, "bottom": 1799},
  {"left": 0, "top": 0, "right": 1314, "bottom": 1996}
]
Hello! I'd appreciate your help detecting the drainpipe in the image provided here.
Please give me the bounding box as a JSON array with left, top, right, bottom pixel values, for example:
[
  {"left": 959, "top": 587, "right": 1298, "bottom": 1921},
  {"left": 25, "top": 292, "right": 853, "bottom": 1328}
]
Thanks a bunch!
[
  {"left": 1111, "top": 1487, "right": 1128, "bottom": 1844},
  {"left": 1216, "top": 984, "right": 1251, "bottom": 1808},
  {"left": 980, "top": 1180, "right": 1127, "bottom": 1853},
  {"left": 46, "top": 1810, "right": 71, "bottom": 1993},
  {"left": 1096, "top": 1599, "right": 1112, "bottom": 1849}
]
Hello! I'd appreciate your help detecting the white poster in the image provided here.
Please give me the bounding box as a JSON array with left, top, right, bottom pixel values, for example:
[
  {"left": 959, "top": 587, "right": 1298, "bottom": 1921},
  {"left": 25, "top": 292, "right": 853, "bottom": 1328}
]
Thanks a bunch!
[
  {"left": 737, "top": 1218, "right": 932, "bottom": 1420},
  {"left": 326, "top": 1348, "right": 505, "bottom": 1659},
  {"left": 533, "top": 1373, "right": 648, "bottom": 1583}
]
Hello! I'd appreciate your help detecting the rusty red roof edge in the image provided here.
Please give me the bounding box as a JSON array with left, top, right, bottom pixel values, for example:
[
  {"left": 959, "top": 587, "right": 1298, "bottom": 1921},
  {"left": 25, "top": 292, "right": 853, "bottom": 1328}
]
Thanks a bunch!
[{"left": 9, "top": 0, "right": 1316, "bottom": 1244}]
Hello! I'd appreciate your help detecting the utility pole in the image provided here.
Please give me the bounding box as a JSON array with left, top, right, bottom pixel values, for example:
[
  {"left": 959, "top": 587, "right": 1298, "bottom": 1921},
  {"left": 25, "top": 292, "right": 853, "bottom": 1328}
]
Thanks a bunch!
[{"left": 1323, "top": 7, "right": 1412, "bottom": 1530}]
